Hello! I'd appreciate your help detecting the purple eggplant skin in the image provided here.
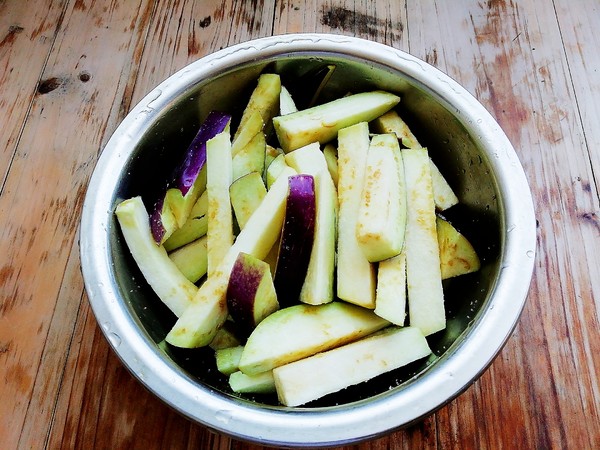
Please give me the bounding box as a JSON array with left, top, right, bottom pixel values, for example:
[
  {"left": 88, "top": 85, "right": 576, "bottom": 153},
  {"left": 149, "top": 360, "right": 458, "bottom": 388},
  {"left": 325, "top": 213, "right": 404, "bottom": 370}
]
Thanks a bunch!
[
  {"left": 227, "top": 252, "right": 269, "bottom": 338},
  {"left": 149, "top": 195, "right": 172, "bottom": 244},
  {"left": 274, "top": 174, "right": 316, "bottom": 307},
  {"left": 150, "top": 197, "right": 165, "bottom": 244},
  {"left": 176, "top": 110, "right": 231, "bottom": 195},
  {"left": 149, "top": 111, "right": 231, "bottom": 244}
]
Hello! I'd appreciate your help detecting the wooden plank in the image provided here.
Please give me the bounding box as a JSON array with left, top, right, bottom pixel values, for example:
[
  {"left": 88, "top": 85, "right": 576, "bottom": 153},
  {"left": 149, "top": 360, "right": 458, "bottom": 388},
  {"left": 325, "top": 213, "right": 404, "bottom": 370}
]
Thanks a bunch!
[
  {"left": 407, "top": 0, "right": 600, "bottom": 448},
  {"left": 553, "top": 0, "right": 600, "bottom": 291},
  {"left": 43, "top": 1, "right": 283, "bottom": 448},
  {"left": 46, "top": 302, "right": 196, "bottom": 449},
  {"left": 130, "top": 0, "right": 277, "bottom": 108},
  {"left": 0, "top": 0, "right": 155, "bottom": 448},
  {"left": 550, "top": 0, "right": 600, "bottom": 440},
  {"left": 0, "top": 0, "right": 68, "bottom": 186},
  {"left": 17, "top": 233, "right": 85, "bottom": 449},
  {"left": 274, "top": 0, "right": 408, "bottom": 48}
]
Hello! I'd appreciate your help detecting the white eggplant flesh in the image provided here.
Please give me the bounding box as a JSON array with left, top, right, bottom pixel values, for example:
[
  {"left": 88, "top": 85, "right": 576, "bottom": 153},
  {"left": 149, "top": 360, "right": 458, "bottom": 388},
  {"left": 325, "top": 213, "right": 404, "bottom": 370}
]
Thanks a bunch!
[
  {"left": 238, "top": 302, "right": 389, "bottom": 375},
  {"left": 273, "top": 326, "right": 431, "bottom": 406},
  {"left": 229, "top": 370, "right": 276, "bottom": 394},
  {"left": 284, "top": 143, "right": 337, "bottom": 305},
  {"left": 163, "top": 190, "right": 208, "bottom": 252},
  {"left": 374, "top": 250, "right": 407, "bottom": 326},
  {"left": 230, "top": 171, "right": 267, "bottom": 230},
  {"left": 355, "top": 134, "right": 405, "bottom": 262},
  {"left": 371, "top": 109, "right": 458, "bottom": 210},
  {"left": 206, "top": 130, "right": 234, "bottom": 276},
  {"left": 403, "top": 148, "right": 445, "bottom": 336},
  {"left": 168, "top": 235, "right": 208, "bottom": 283},
  {"left": 273, "top": 91, "right": 400, "bottom": 152},
  {"left": 437, "top": 217, "right": 480, "bottom": 279},
  {"left": 165, "top": 167, "right": 296, "bottom": 348},
  {"left": 336, "top": 122, "right": 376, "bottom": 308},
  {"left": 115, "top": 196, "right": 197, "bottom": 317},
  {"left": 215, "top": 345, "right": 245, "bottom": 375}
]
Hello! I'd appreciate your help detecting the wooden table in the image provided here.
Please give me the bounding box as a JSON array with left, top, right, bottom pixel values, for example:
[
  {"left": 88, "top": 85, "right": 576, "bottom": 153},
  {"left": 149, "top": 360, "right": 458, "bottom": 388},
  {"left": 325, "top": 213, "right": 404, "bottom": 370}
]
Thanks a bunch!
[{"left": 1, "top": 0, "right": 599, "bottom": 448}]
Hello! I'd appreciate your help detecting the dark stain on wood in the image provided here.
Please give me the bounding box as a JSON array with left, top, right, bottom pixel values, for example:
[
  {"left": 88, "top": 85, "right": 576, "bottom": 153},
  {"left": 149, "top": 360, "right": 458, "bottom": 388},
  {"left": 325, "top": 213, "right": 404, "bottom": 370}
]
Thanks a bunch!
[
  {"left": 71, "top": 184, "right": 88, "bottom": 228},
  {"left": 73, "top": 0, "right": 87, "bottom": 12},
  {"left": 581, "top": 180, "right": 591, "bottom": 192},
  {"left": 213, "top": 2, "right": 225, "bottom": 22},
  {"left": 0, "top": 341, "right": 10, "bottom": 355},
  {"left": 30, "top": 19, "right": 53, "bottom": 41},
  {"left": 38, "top": 77, "right": 64, "bottom": 94},
  {"left": 0, "top": 264, "right": 15, "bottom": 288},
  {"left": 485, "top": 0, "right": 508, "bottom": 11},
  {"left": 26, "top": 226, "right": 38, "bottom": 252},
  {"left": 188, "top": 25, "right": 199, "bottom": 56},
  {"left": 6, "top": 362, "right": 33, "bottom": 395},
  {"left": 116, "top": 1, "right": 155, "bottom": 121},
  {"left": 79, "top": 71, "right": 91, "bottom": 82},
  {"left": 474, "top": 54, "right": 531, "bottom": 145},
  {"left": 0, "top": 285, "right": 21, "bottom": 316},
  {"left": 321, "top": 6, "right": 403, "bottom": 41},
  {"left": 238, "top": 0, "right": 264, "bottom": 34},
  {"left": 8, "top": 24, "right": 24, "bottom": 34},
  {"left": 1, "top": 24, "right": 24, "bottom": 46},
  {"left": 425, "top": 48, "right": 439, "bottom": 66},
  {"left": 581, "top": 211, "right": 600, "bottom": 234},
  {"left": 199, "top": 16, "right": 211, "bottom": 28}
]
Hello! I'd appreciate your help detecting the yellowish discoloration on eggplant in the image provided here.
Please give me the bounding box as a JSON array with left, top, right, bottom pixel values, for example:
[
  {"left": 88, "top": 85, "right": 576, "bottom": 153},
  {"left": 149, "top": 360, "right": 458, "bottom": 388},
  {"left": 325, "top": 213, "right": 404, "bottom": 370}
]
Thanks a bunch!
[
  {"left": 356, "top": 134, "right": 405, "bottom": 262},
  {"left": 273, "top": 326, "right": 430, "bottom": 406},
  {"left": 437, "top": 217, "right": 480, "bottom": 279},
  {"left": 403, "top": 148, "right": 445, "bottom": 336},
  {"left": 273, "top": 91, "right": 400, "bottom": 152},
  {"left": 336, "top": 122, "right": 376, "bottom": 308},
  {"left": 206, "top": 131, "right": 234, "bottom": 275}
]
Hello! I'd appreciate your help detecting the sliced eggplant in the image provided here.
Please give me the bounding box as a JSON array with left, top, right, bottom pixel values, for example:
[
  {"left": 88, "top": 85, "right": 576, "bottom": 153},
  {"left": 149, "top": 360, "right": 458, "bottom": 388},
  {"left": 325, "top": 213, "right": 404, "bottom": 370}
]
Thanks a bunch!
[
  {"left": 273, "top": 91, "right": 400, "bottom": 152},
  {"left": 115, "top": 196, "right": 197, "bottom": 317},
  {"left": 150, "top": 111, "right": 231, "bottom": 243},
  {"left": 273, "top": 174, "right": 316, "bottom": 307},
  {"left": 227, "top": 252, "right": 279, "bottom": 338}
]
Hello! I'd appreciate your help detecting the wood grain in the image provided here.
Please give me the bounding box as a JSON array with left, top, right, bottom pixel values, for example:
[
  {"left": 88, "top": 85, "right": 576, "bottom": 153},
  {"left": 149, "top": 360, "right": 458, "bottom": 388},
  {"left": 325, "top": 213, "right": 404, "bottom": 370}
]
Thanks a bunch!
[
  {"left": 408, "top": 1, "right": 600, "bottom": 448},
  {"left": 0, "top": 0, "right": 155, "bottom": 447},
  {"left": 0, "top": 0, "right": 69, "bottom": 185},
  {"left": 0, "top": 0, "right": 598, "bottom": 448}
]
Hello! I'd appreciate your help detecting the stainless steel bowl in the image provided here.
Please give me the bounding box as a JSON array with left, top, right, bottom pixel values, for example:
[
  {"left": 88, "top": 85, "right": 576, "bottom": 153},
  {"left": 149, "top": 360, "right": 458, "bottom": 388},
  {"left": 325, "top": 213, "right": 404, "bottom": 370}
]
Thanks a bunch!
[{"left": 80, "top": 34, "right": 536, "bottom": 447}]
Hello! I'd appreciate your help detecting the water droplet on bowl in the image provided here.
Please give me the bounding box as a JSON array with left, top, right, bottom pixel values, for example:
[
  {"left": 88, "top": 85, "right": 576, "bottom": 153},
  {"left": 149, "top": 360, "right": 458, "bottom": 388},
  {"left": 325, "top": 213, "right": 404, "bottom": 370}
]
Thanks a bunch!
[
  {"left": 108, "top": 332, "right": 121, "bottom": 347},
  {"left": 215, "top": 409, "right": 233, "bottom": 425},
  {"left": 526, "top": 250, "right": 534, "bottom": 258}
]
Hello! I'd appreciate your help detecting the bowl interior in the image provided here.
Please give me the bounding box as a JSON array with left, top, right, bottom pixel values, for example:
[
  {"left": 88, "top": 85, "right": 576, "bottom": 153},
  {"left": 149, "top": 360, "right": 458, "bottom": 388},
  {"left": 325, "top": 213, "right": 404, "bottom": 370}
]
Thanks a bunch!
[{"left": 107, "top": 51, "right": 502, "bottom": 407}]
